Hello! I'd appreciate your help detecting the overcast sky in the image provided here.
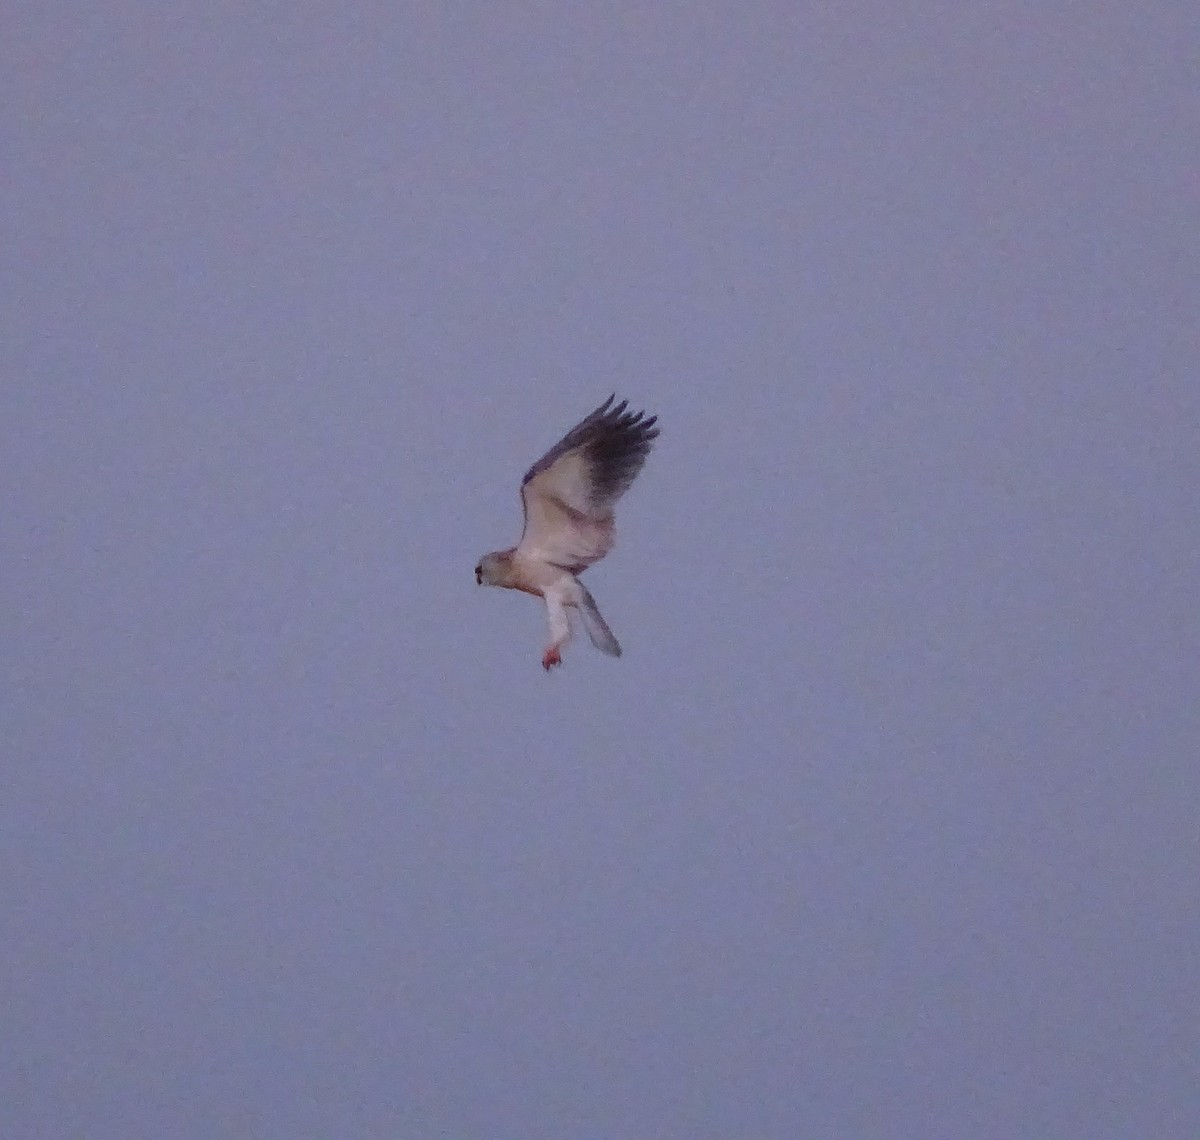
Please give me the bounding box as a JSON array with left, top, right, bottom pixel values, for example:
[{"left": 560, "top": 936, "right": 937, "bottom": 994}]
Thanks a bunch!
[{"left": 5, "top": 3, "right": 1198, "bottom": 1137}]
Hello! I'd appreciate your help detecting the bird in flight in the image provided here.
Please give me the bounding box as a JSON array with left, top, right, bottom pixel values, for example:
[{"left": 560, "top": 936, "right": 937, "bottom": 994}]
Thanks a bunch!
[{"left": 475, "top": 396, "right": 659, "bottom": 670}]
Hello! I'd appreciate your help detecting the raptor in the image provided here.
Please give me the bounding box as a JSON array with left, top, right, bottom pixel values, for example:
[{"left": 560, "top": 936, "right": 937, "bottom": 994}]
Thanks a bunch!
[{"left": 474, "top": 396, "right": 659, "bottom": 670}]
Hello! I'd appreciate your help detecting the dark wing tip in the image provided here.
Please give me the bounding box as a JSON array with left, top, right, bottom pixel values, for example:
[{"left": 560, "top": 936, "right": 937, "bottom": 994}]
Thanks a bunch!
[
  {"left": 522, "top": 395, "right": 660, "bottom": 489},
  {"left": 581, "top": 397, "right": 659, "bottom": 500}
]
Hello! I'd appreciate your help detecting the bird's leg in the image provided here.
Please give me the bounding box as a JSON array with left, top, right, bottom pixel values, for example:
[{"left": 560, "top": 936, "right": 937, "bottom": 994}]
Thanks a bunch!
[{"left": 541, "top": 589, "right": 571, "bottom": 671}]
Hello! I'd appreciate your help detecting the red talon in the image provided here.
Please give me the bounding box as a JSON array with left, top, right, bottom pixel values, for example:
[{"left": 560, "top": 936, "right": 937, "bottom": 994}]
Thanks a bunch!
[{"left": 542, "top": 646, "right": 562, "bottom": 670}]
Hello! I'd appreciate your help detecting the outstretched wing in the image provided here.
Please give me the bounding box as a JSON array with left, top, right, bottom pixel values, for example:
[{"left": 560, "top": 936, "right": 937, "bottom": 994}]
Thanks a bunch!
[{"left": 516, "top": 396, "right": 659, "bottom": 573}]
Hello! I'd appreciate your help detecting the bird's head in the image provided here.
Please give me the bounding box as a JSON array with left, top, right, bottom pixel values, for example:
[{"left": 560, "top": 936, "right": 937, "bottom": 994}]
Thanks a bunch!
[{"left": 475, "top": 551, "right": 511, "bottom": 587}]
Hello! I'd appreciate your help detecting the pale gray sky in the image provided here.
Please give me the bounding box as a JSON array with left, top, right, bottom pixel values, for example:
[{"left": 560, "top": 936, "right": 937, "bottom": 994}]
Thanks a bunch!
[{"left": 5, "top": 3, "right": 1198, "bottom": 1137}]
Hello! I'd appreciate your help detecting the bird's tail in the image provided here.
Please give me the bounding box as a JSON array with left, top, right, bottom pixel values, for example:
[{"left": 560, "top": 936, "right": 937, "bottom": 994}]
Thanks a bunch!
[{"left": 575, "top": 583, "right": 622, "bottom": 657}]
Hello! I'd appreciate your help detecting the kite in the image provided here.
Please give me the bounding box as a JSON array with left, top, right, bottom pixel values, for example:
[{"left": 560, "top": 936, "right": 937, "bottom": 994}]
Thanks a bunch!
[{"left": 475, "top": 396, "right": 659, "bottom": 670}]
